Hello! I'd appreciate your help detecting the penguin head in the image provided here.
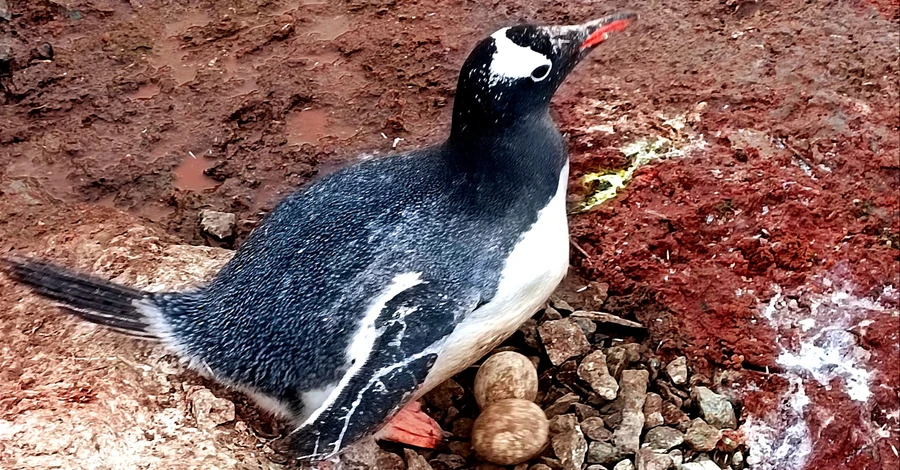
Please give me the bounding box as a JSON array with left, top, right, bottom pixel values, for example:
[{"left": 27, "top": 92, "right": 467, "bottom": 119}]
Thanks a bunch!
[{"left": 452, "top": 13, "right": 635, "bottom": 131}]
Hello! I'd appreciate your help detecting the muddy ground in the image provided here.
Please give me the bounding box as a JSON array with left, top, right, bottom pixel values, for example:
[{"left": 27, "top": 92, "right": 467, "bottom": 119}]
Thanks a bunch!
[{"left": 1, "top": 0, "right": 898, "bottom": 469}]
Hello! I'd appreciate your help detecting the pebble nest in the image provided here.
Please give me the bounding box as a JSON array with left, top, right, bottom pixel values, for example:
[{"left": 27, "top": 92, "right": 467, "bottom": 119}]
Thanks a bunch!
[{"left": 328, "top": 285, "right": 748, "bottom": 470}]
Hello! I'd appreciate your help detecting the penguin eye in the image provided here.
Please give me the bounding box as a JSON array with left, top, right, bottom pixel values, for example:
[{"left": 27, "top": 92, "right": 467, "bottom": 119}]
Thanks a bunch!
[{"left": 530, "top": 64, "right": 551, "bottom": 82}]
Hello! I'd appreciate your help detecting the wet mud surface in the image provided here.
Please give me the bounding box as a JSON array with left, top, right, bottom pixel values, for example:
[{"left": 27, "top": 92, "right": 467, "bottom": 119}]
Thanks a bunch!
[{"left": 1, "top": 0, "right": 898, "bottom": 469}]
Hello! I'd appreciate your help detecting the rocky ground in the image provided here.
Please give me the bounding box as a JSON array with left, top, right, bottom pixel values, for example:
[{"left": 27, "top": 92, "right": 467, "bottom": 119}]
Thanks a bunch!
[{"left": 1, "top": 0, "right": 898, "bottom": 469}]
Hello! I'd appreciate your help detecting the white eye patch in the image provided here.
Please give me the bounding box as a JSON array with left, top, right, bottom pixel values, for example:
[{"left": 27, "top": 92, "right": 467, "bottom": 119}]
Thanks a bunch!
[{"left": 488, "top": 27, "right": 552, "bottom": 86}]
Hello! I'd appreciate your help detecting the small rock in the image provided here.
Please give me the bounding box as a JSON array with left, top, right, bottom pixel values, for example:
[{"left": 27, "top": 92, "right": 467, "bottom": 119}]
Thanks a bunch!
[
  {"left": 550, "top": 298, "right": 575, "bottom": 313},
  {"left": 0, "top": 0, "right": 9, "bottom": 22},
  {"left": 551, "top": 425, "right": 588, "bottom": 470},
  {"left": 544, "top": 392, "right": 581, "bottom": 418},
  {"left": 691, "top": 387, "right": 737, "bottom": 429},
  {"left": 187, "top": 387, "right": 235, "bottom": 428},
  {"left": 718, "top": 429, "right": 741, "bottom": 452},
  {"left": 643, "top": 427, "right": 683, "bottom": 452},
  {"left": 613, "top": 460, "right": 634, "bottom": 470},
  {"left": 30, "top": 42, "right": 53, "bottom": 61},
  {"left": 539, "top": 319, "right": 591, "bottom": 365},
  {"left": 643, "top": 393, "right": 663, "bottom": 429},
  {"left": 661, "top": 401, "right": 689, "bottom": 426},
  {"left": 612, "top": 370, "right": 649, "bottom": 454},
  {"left": 665, "top": 357, "right": 688, "bottom": 385},
  {"left": 446, "top": 442, "right": 474, "bottom": 460},
  {"left": 683, "top": 418, "right": 721, "bottom": 452},
  {"left": 475, "top": 464, "right": 507, "bottom": 470},
  {"left": 549, "top": 414, "right": 579, "bottom": 434},
  {"left": 587, "top": 441, "right": 625, "bottom": 465},
  {"left": 434, "top": 453, "right": 469, "bottom": 468},
  {"left": 451, "top": 417, "right": 473, "bottom": 439},
  {"left": 586, "top": 466, "right": 610, "bottom": 470},
  {"left": 635, "top": 448, "right": 672, "bottom": 470},
  {"left": 425, "top": 379, "right": 465, "bottom": 410},
  {"left": 575, "top": 403, "right": 601, "bottom": 421},
  {"left": 199, "top": 209, "right": 236, "bottom": 240},
  {"left": 732, "top": 450, "right": 744, "bottom": 469},
  {"left": 578, "top": 350, "right": 619, "bottom": 400},
  {"left": 405, "top": 449, "right": 435, "bottom": 470},
  {"left": 605, "top": 345, "right": 640, "bottom": 379},
  {"left": 543, "top": 306, "right": 564, "bottom": 321},
  {"left": 572, "top": 316, "right": 598, "bottom": 337},
  {"left": 580, "top": 417, "right": 610, "bottom": 441},
  {"left": 530, "top": 465, "right": 553, "bottom": 470},
  {"left": 340, "top": 439, "right": 405, "bottom": 470},
  {"left": 667, "top": 449, "right": 682, "bottom": 466},
  {"left": 679, "top": 462, "right": 722, "bottom": 470},
  {"left": 518, "top": 318, "right": 541, "bottom": 349}
]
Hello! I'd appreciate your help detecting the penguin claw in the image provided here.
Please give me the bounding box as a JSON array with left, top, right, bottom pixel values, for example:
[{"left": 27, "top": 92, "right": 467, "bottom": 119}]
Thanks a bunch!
[{"left": 374, "top": 400, "right": 444, "bottom": 449}]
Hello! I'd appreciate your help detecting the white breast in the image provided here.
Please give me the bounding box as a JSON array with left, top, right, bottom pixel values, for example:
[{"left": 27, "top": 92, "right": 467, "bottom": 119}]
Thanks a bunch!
[{"left": 421, "top": 164, "right": 571, "bottom": 392}]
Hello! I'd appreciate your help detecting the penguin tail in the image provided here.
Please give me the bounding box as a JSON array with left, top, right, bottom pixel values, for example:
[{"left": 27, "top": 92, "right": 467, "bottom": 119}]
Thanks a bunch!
[{"left": 1, "top": 256, "right": 160, "bottom": 339}]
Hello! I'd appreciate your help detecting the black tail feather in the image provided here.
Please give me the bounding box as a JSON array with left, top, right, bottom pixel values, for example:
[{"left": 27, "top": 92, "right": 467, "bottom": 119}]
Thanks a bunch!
[{"left": 1, "top": 256, "right": 158, "bottom": 338}]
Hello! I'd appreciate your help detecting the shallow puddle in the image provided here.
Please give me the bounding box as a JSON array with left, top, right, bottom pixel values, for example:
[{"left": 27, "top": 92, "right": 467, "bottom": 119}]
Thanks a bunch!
[
  {"left": 174, "top": 154, "right": 218, "bottom": 191},
  {"left": 127, "top": 83, "right": 161, "bottom": 100},
  {"left": 285, "top": 109, "right": 356, "bottom": 146},
  {"left": 304, "top": 16, "right": 352, "bottom": 41}
]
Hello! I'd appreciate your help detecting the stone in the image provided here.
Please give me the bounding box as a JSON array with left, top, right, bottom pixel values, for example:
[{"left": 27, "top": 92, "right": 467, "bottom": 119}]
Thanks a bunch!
[
  {"left": 581, "top": 416, "right": 611, "bottom": 441},
  {"left": 661, "top": 401, "right": 689, "bottom": 426},
  {"left": 451, "top": 417, "right": 473, "bottom": 439},
  {"left": 613, "top": 460, "right": 634, "bottom": 470},
  {"left": 550, "top": 298, "right": 575, "bottom": 313},
  {"left": 187, "top": 387, "right": 235, "bottom": 428},
  {"left": 0, "top": 0, "right": 9, "bottom": 22},
  {"left": 519, "top": 318, "right": 541, "bottom": 349},
  {"left": 549, "top": 414, "right": 578, "bottom": 434},
  {"left": 572, "top": 316, "right": 598, "bottom": 337},
  {"left": 635, "top": 448, "right": 672, "bottom": 470},
  {"left": 691, "top": 387, "right": 737, "bottom": 429},
  {"left": 587, "top": 441, "right": 626, "bottom": 466},
  {"left": 539, "top": 319, "right": 591, "bottom": 365},
  {"left": 340, "top": 439, "right": 406, "bottom": 470},
  {"left": 551, "top": 425, "right": 588, "bottom": 470},
  {"left": 405, "top": 449, "right": 435, "bottom": 470},
  {"left": 575, "top": 402, "right": 601, "bottom": 420},
  {"left": 719, "top": 429, "right": 741, "bottom": 452},
  {"left": 530, "top": 465, "right": 553, "bottom": 470},
  {"left": 612, "top": 370, "right": 649, "bottom": 454},
  {"left": 665, "top": 357, "right": 688, "bottom": 385},
  {"left": 198, "top": 209, "right": 236, "bottom": 240},
  {"left": 684, "top": 419, "right": 721, "bottom": 452},
  {"left": 643, "top": 392, "right": 664, "bottom": 429},
  {"left": 542, "top": 306, "right": 564, "bottom": 321},
  {"left": 425, "top": 379, "right": 465, "bottom": 410},
  {"left": 446, "top": 441, "right": 474, "bottom": 460},
  {"left": 680, "top": 462, "right": 722, "bottom": 470},
  {"left": 732, "top": 450, "right": 744, "bottom": 469},
  {"left": 578, "top": 350, "right": 619, "bottom": 400},
  {"left": 544, "top": 392, "right": 581, "bottom": 418},
  {"left": 587, "top": 466, "right": 610, "bottom": 470},
  {"left": 643, "top": 426, "right": 683, "bottom": 452},
  {"left": 428, "top": 454, "right": 474, "bottom": 470},
  {"left": 667, "top": 449, "right": 683, "bottom": 466},
  {"left": 605, "top": 344, "right": 640, "bottom": 379}
]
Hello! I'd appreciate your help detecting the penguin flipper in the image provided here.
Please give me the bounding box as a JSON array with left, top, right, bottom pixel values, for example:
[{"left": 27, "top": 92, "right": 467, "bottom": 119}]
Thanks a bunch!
[{"left": 289, "top": 281, "right": 480, "bottom": 463}]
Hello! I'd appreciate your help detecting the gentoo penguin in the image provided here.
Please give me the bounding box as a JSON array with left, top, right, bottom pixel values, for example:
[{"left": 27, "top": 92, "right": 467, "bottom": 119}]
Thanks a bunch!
[{"left": 3, "top": 12, "right": 635, "bottom": 463}]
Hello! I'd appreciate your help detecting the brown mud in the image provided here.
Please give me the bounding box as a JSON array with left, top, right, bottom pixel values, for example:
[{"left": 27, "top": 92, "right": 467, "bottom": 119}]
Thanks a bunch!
[{"left": 1, "top": 0, "right": 898, "bottom": 468}]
